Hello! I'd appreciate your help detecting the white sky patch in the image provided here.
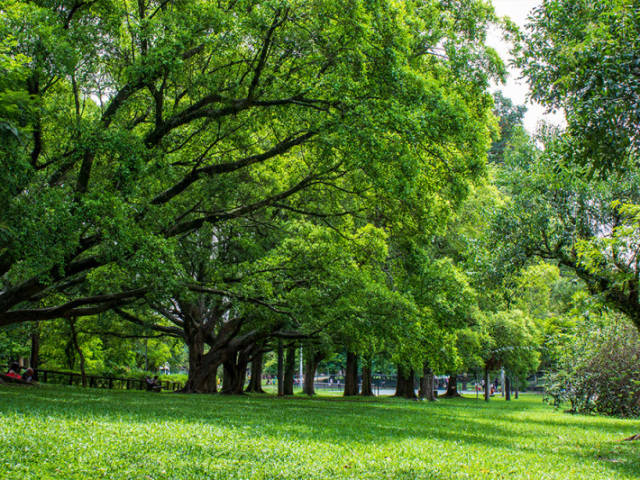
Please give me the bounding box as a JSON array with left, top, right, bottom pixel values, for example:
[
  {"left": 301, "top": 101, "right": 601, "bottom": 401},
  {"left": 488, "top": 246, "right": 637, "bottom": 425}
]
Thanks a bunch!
[{"left": 489, "top": 0, "right": 566, "bottom": 132}]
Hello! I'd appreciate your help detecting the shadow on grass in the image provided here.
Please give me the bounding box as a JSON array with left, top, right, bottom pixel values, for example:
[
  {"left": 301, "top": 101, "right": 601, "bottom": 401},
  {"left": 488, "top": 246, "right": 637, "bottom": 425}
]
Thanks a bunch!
[{"left": 1, "top": 385, "right": 639, "bottom": 478}]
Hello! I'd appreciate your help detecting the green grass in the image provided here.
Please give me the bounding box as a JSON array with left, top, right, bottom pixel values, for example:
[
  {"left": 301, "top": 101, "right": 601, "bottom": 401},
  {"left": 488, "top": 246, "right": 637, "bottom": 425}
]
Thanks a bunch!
[{"left": 0, "top": 385, "right": 638, "bottom": 479}]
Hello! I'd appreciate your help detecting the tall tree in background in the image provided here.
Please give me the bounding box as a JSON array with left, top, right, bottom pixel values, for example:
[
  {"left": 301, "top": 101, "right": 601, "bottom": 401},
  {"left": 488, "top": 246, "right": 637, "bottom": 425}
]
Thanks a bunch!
[
  {"left": 488, "top": 91, "right": 527, "bottom": 164},
  {"left": 518, "top": 0, "right": 640, "bottom": 175},
  {"left": 490, "top": 128, "right": 640, "bottom": 331}
]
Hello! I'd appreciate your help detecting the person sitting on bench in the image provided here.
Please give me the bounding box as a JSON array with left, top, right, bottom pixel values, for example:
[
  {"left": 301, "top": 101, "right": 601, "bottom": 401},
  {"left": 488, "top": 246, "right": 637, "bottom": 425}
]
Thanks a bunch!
[{"left": 146, "top": 375, "right": 162, "bottom": 392}]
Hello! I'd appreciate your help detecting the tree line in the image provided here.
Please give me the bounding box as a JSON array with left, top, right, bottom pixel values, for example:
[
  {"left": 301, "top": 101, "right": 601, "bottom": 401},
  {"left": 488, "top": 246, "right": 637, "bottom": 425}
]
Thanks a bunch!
[{"left": 2, "top": 0, "right": 640, "bottom": 408}]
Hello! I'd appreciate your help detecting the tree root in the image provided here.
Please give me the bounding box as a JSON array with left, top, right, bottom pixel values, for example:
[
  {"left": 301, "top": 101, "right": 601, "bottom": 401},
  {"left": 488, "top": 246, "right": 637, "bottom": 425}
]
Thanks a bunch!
[{"left": 622, "top": 434, "right": 640, "bottom": 441}]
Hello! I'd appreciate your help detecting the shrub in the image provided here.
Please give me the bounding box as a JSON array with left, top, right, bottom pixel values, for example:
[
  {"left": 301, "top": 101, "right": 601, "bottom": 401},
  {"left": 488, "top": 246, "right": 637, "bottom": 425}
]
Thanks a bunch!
[{"left": 545, "top": 315, "right": 640, "bottom": 416}]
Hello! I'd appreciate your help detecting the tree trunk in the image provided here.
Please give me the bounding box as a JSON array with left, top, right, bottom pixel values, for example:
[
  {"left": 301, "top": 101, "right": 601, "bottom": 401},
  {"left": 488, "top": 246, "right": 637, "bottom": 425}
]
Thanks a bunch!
[
  {"left": 221, "top": 358, "right": 247, "bottom": 395},
  {"left": 360, "top": 356, "right": 374, "bottom": 396},
  {"left": 443, "top": 373, "right": 462, "bottom": 398},
  {"left": 245, "top": 351, "right": 265, "bottom": 393},
  {"left": 443, "top": 373, "right": 460, "bottom": 398},
  {"left": 514, "top": 376, "right": 519, "bottom": 399},
  {"left": 182, "top": 324, "right": 218, "bottom": 393},
  {"left": 303, "top": 348, "right": 324, "bottom": 396},
  {"left": 69, "top": 318, "right": 86, "bottom": 388},
  {"left": 277, "top": 339, "right": 284, "bottom": 397},
  {"left": 344, "top": 350, "right": 359, "bottom": 396},
  {"left": 484, "top": 368, "right": 490, "bottom": 402},
  {"left": 177, "top": 309, "right": 276, "bottom": 394},
  {"left": 394, "top": 365, "right": 417, "bottom": 399},
  {"left": 419, "top": 362, "right": 435, "bottom": 401},
  {"left": 30, "top": 322, "right": 40, "bottom": 381},
  {"left": 284, "top": 344, "right": 296, "bottom": 395},
  {"left": 505, "top": 376, "right": 511, "bottom": 401}
]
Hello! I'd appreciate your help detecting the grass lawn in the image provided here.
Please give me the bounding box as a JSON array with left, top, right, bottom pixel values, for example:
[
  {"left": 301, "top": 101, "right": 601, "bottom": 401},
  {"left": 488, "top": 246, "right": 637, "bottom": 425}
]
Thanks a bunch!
[{"left": 0, "top": 385, "right": 638, "bottom": 479}]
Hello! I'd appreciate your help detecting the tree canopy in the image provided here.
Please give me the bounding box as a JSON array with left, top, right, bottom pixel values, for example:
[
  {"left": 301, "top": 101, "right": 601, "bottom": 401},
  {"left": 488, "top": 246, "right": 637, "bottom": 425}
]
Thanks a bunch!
[
  {"left": 518, "top": 0, "right": 640, "bottom": 175},
  {"left": 0, "top": 0, "right": 505, "bottom": 330}
]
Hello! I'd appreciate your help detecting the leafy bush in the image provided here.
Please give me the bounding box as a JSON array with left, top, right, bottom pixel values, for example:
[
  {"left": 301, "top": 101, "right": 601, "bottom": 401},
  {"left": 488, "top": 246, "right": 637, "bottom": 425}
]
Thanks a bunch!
[{"left": 545, "top": 314, "right": 640, "bottom": 416}]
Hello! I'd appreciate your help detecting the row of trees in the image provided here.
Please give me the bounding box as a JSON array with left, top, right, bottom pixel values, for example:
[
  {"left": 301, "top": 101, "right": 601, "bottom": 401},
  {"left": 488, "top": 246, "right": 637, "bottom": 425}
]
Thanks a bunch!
[
  {"left": 2, "top": 0, "right": 640, "bottom": 407},
  {"left": 0, "top": 0, "right": 518, "bottom": 396}
]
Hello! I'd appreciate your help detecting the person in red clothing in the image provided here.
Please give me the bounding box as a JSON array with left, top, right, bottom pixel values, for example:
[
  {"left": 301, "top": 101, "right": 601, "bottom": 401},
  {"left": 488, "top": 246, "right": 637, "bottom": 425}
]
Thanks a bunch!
[{"left": 6, "top": 362, "right": 21, "bottom": 379}]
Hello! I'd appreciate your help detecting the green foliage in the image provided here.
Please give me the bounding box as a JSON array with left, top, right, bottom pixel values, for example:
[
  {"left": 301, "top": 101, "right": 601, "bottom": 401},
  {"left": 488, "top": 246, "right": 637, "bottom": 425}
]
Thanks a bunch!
[
  {"left": 0, "top": 323, "right": 31, "bottom": 364},
  {"left": 484, "top": 309, "right": 541, "bottom": 376},
  {"left": 487, "top": 91, "right": 527, "bottom": 164},
  {"left": 0, "top": 0, "right": 506, "bottom": 332},
  {"left": 490, "top": 126, "right": 640, "bottom": 331},
  {"left": 518, "top": 0, "right": 640, "bottom": 174},
  {"left": 1, "top": 387, "right": 639, "bottom": 479},
  {"left": 31, "top": 316, "right": 185, "bottom": 373},
  {"left": 545, "top": 312, "right": 640, "bottom": 417}
]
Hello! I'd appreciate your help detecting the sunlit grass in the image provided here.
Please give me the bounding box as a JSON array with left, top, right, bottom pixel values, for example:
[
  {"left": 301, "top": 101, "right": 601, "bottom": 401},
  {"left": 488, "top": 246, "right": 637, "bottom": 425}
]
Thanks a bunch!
[{"left": 0, "top": 385, "right": 638, "bottom": 479}]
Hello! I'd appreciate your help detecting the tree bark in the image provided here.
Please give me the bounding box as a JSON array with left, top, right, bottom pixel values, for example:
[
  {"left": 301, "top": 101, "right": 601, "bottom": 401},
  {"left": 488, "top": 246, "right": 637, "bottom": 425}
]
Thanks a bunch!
[
  {"left": 484, "top": 368, "right": 490, "bottom": 402},
  {"left": 181, "top": 322, "right": 218, "bottom": 393},
  {"left": 443, "top": 373, "right": 460, "bottom": 398},
  {"left": 245, "top": 351, "right": 265, "bottom": 393},
  {"left": 69, "top": 318, "right": 86, "bottom": 387},
  {"left": 505, "top": 376, "right": 511, "bottom": 401},
  {"left": 30, "top": 322, "right": 40, "bottom": 382},
  {"left": 284, "top": 344, "right": 296, "bottom": 395},
  {"left": 179, "top": 311, "right": 276, "bottom": 393},
  {"left": 277, "top": 339, "right": 284, "bottom": 397},
  {"left": 460, "top": 373, "right": 468, "bottom": 392},
  {"left": 419, "top": 362, "right": 435, "bottom": 401},
  {"left": 303, "top": 348, "right": 324, "bottom": 396},
  {"left": 360, "top": 355, "right": 374, "bottom": 397},
  {"left": 394, "top": 365, "right": 417, "bottom": 399},
  {"left": 221, "top": 357, "right": 247, "bottom": 395},
  {"left": 344, "top": 350, "right": 359, "bottom": 396}
]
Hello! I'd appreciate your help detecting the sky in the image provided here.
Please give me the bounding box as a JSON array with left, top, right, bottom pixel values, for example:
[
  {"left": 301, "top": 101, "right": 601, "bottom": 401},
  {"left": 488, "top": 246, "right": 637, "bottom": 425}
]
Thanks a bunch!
[{"left": 489, "top": 0, "right": 565, "bottom": 132}]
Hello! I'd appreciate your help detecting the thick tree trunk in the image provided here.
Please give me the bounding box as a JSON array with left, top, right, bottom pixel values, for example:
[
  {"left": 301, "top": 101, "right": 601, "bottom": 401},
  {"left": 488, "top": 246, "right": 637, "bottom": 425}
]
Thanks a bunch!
[
  {"left": 245, "top": 351, "right": 265, "bottom": 393},
  {"left": 360, "top": 356, "right": 374, "bottom": 397},
  {"left": 284, "top": 344, "right": 296, "bottom": 395},
  {"left": 419, "top": 362, "right": 435, "bottom": 401},
  {"left": 344, "top": 350, "right": 359, "bottom": 396},
  {"left": 303, "top": 348, "right": 324, "bottom": 396},
  {"left": 182, "top": 324, "right": 218, "bottom": 393},
  {"left": 443, "top": 373, "right": 460, "bottom": 398},
  {"left": 484, "top": 368, "right": 490, "bottom": 402},
  {"left": 177, "top": 302, "right": 278, "bottom": 394},
  {"left": 30, "top": 323, "right": 40, "bottom": 381},
  {"left": 505, "top": 376, "right": 511, "bottom": 401},
  {"left": 222, "top": 364, "right": 231, "bottom": 392},
  {"left": 221, "top": 358, "right": 247, "bottom": 395},
  {"left": 394, "top": 365, "right": 417, "bottom": 399},
  {"left": 277, "top": 339, "right": 284, "bottom": 397}
]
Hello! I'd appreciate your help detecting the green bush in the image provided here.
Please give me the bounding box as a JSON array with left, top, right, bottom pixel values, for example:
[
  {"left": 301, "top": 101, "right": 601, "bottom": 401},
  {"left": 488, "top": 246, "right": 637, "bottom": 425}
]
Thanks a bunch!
[{"left": 545, "top": 315, "right": 640, "bottom": 416}]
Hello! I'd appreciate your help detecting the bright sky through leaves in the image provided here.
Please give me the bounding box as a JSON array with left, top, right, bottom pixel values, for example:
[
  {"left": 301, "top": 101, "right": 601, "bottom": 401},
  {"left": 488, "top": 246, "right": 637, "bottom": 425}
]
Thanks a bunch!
[{"left": 490, "top": 0, "right": 566, "bottom": 132}]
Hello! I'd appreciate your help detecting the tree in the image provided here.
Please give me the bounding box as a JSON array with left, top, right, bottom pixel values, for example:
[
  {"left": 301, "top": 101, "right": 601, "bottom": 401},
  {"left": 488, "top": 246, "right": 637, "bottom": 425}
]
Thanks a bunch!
[
  {"left": 518, "top": 0, "right": 640, "bottom": 175},
  {"left": 491, "top": 128, "right": 640, "bottom": 331},
  {"left": 483, "top": 310, "right": 540, "bottom": 400},
  {"left": 1, "top": 0, "right": 505, "bottom": 334},
  {"left": 488, "top": 92, "right": 527, "bottom": 164}
]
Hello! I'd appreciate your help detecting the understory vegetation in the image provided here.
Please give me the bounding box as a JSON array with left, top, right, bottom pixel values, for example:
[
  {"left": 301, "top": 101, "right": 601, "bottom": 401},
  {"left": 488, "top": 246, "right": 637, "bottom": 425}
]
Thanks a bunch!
[
  {"left": 545, "top": 315, "right": 640, "bottom": 417},
  {"left": 1, "top": 386, "right": 639, "bottom": 480}
]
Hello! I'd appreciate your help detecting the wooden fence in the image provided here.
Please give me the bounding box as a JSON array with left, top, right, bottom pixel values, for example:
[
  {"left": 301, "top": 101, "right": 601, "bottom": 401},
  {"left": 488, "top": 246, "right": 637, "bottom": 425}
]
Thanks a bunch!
[{"left": 34, "top": 369, "right": 183, "bottom": 391}]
